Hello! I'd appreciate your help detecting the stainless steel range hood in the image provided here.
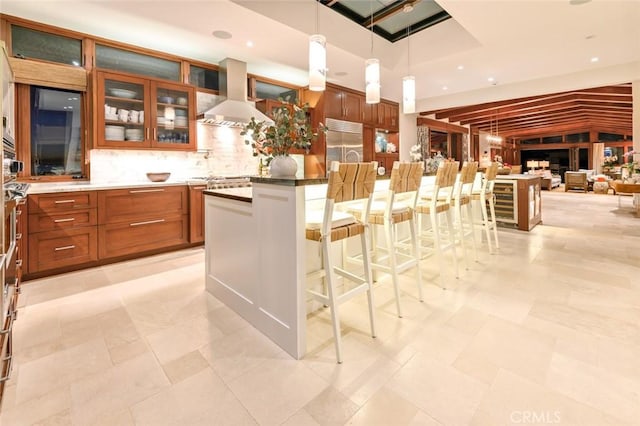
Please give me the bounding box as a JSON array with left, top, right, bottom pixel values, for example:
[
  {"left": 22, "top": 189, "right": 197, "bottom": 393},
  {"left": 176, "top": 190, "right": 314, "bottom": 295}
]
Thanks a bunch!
[{"left": 200, "top": 58, "right": 273, "bottom": 127}]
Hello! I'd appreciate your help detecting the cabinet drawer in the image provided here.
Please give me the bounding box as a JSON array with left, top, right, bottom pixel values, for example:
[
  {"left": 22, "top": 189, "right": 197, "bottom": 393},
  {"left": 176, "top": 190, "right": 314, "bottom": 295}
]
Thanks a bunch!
[
  {"left": 98, "top": 186, "right": 188, "bottom": 224},
  {"left": 28, "top": 227, "right": 98, "bottom": 273},
  {"left": 98, "top": 213, "right": 188, "bottom": 259},
  {"left": 28, "top": 192, "right": 97, "bottom": 214},
  {"left": 28, "top": 209, "right": 97, "bottom": 232}
]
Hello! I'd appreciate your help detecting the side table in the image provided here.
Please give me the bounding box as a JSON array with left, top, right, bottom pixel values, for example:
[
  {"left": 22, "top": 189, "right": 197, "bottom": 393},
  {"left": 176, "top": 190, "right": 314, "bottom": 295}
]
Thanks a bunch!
[{"left": 593, "top": 181, "right": 610, "bottom": 194}]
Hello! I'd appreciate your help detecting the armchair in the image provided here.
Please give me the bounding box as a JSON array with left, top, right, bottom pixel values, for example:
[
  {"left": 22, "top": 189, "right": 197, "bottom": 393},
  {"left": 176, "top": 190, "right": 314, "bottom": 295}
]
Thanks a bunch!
[{"left": 564, "top": 171, "right": 588, "bottom": 192}]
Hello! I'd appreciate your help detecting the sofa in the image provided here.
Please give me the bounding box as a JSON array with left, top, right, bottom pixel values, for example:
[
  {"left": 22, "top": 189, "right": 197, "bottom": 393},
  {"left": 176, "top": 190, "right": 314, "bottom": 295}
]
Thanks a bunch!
[{"left": 532, "top": 170, "right": 561, "bottom": 190}]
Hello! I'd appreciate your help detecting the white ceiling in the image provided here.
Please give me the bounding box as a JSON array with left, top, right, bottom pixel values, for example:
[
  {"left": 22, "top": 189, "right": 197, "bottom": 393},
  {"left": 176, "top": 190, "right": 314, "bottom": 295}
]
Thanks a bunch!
[{"left": 3, "top": 0, "right": 640, "bottom": 111}]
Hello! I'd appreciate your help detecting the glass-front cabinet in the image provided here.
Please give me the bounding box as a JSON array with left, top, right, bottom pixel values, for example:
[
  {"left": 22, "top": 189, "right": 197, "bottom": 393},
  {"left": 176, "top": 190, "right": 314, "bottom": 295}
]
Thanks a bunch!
[{"left": 96, "top": 71, "right": 195, "bottom": 150}]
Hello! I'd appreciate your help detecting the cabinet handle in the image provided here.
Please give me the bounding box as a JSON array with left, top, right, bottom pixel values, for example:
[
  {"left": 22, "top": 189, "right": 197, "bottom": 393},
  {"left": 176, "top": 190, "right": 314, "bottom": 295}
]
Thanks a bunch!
[
  {"left": 17, "top": 198, "right": 26, "bottom": 205},
  {"left": 16, "top": 210, "right": 22, "bottom": 216},
  {"left": 16, "top": 259, "right": 22, "bottom": 268},
  {"left": 16, "top": 233, "right": 22, "bottom": 240},
  {"left": 129, "top": 188, "right": 165, "bottom": 194},
  {"left": 153, "top": 128, "right": 157, "bottom": 140},
  {"left": 54, "top": 245, "right": 75, "bottom": 251},
  {"left": 54, "top": 218, "right": 76, "bottom": 223},
  {"left": 54, "top": 199, "right": 75, "bottom": 204},
  {"left": 192, "top": 186, "right": 206, "bottom": 190},
  {"left": 146, "top": 127, "right": 150, "bottom": 140},
  {"left": 130, "top": 219, "right": 165, "bottom": 227}
]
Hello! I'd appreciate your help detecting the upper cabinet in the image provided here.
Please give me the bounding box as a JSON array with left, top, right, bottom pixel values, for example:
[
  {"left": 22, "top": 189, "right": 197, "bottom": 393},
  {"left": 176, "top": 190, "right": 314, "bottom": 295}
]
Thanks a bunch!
[
  {"left": 377, "top": 100, "right": 399, "bottom": 132},
  {"left": 324, "top": 85, "right": 362, "bottom": 123},
  {"left": 96, "top": 71, "right": 196, "bottom": 150}
]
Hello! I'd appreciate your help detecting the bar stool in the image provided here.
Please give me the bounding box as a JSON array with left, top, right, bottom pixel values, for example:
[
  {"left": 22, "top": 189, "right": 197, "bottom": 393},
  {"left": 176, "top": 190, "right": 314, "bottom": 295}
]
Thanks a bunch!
[
  {"left": 416, "top": 161, "right": 459, "bottom": 289},
  {"left": 472, "top": 162, "right": 500, "bottom": 254},
  {"left": 364, "top": 161, "right": 423, "bottom": 318},
  {"left": 452, "top": 161, "right": 479, "bottom": 268},
  {"left": 305, "top": 161, "right": 378, "bottom": 363}
]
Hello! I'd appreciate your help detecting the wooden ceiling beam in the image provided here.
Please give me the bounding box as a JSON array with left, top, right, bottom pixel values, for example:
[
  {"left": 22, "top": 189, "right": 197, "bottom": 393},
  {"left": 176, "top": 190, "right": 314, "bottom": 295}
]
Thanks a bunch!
[
  {"left": 450, "top": 95, "right": 631, "bottom": 123},
  {"left": 422, "top": 83, "right": 631, "bottom": 118},
  {"left": 472, "top": 108, "right": 633, "bottom": 129}
]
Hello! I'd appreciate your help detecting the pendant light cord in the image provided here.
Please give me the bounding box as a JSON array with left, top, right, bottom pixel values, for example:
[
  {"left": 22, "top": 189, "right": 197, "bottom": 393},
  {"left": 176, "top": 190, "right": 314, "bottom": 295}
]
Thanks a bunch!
[
  {"left": 315, "top": 0, "right": 319, "bottom": 34},
  {"left": 370, "top": 0, "right": 373, "bottom": 55}
]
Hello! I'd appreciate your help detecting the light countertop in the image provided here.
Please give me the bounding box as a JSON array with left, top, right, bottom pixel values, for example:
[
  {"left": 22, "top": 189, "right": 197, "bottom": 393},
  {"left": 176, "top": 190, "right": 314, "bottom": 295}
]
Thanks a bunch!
[{"left": 26, "top": 180, "right": 189, "bottom": 194}]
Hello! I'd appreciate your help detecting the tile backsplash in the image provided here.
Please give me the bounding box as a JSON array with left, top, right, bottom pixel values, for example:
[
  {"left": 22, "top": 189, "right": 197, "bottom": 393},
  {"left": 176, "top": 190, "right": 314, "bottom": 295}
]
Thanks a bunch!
[{"left": 89, "top": 124, "right": 260, "bottom": 183}]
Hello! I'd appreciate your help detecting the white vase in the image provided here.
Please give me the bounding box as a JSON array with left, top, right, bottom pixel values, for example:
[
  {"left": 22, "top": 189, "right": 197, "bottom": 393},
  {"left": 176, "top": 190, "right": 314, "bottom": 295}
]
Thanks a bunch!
[{"left": 269, "top": 155, "right": 298, "bottom": 177}]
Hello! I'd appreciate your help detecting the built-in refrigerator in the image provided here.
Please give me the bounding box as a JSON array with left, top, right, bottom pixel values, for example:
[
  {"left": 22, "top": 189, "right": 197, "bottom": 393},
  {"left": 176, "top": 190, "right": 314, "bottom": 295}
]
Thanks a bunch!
[{"left": 324, "top": 118, "right": 363, "bottom": 173}]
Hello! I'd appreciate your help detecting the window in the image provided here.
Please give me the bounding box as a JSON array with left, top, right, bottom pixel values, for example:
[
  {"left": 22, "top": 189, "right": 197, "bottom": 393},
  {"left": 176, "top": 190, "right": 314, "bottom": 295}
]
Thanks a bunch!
[
  {"left": 96, "top": 44, "right": 180, "bottom": 81},
  {"left": 542, "top": 135, "right": 562, "bottom": 144},
  {"left": 190, "top": 65, "right": 219, "bottom": 91},
  {"left": 598, "top": 132, "right": 624, "bottom": 142},
  {"left": 254, "top": 80, "right": 298, "bottom": 103},
  {"left": 28, "top": 86, "right": 84, "bottom": 177},
  {"left": 566, "top": 132, "right": 589, "bottom": 143},
  {"left": 11, "top": 25, "right": 82, "bottom": 66},
  {"left": 520, "top": 138, "right": 540, "bottom": 145}
]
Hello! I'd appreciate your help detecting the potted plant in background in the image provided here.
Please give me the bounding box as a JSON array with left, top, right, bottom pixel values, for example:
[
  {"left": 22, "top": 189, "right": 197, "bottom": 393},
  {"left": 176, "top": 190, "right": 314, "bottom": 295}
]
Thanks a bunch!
[{"left": 241, "top": 98, "right": 325, "bottom": 177}]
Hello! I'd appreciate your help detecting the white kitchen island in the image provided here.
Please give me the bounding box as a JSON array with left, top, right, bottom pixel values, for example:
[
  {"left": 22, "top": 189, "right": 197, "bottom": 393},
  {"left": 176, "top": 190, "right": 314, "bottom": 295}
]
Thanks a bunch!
[
  {"left": 204, "top": 173, "right": 442, "bottom": 359},
  {"left": 204, "top": 176, "right": 327, "bottom": 359}
]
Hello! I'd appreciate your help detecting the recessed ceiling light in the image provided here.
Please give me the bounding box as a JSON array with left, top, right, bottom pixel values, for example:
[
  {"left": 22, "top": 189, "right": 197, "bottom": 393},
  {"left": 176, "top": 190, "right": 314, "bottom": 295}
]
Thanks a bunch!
[
  {"left": 246, "top": 41, "right": 254, "bottom": 48},
  {"left": 442, "top": 86, "right": 448, "bottom": 91},
  {"left": 591, "top": 56, "right": 599, "bottom": 62},
  {"left": 487, "top": 77, "right": 495, "bottom": 82},
  {"left": 457, "top": 65, "right": 464, "bottom": 70},
  {"left": 403, "top": 3, "right": 414, "bottom": 13},
  {"left": 212, "top": 30, "right": 232, "bottom": 39},
  {"left": 585, "top": 34, "right": 596, "bottom": 40},
  {"left": 334, "top": 71, "right": 348, "bottom": 77},
  {"left": 569, "top": 0, "right": 591, "bottom": 5}
]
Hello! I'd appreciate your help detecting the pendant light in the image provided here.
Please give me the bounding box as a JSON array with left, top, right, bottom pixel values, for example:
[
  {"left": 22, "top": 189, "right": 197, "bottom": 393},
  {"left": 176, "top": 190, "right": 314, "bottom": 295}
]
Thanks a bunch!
[
  {"left": 402, "top": 26, "right": 415, "bottom": 114},
  {"left": 309, "top": 0, "right": 326, "bottom": 91},
  {"left": 365, "top": 0, "right": 380, "bottom": 104}
]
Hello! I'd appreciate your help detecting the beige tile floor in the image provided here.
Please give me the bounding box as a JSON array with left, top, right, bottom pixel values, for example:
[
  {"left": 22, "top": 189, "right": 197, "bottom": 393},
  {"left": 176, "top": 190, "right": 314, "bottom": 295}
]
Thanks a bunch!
[{"left": 2, "top": 190, "right": 640, "bottom": 425}]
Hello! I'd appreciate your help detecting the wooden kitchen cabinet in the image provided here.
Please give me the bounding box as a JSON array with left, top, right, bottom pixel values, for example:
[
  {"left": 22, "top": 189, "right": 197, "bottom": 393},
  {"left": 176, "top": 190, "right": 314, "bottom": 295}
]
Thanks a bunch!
[
  {"left": 188, "top": 184, "right": 207, "bottom": 244},
  {"left": 362, "top": 102, "right": 378, "bottom": 126},
  {"left": 324, "top": 85, "right": 362, "bottom": 122},
  {"left": 97, "top": 185, "right": 189, "bottom": 259},
  {"left": 377, "top": 100, "right": 399, "bottom": 131},
  {"left": 96, "top": 71, "right": 196, "bottom": 151},
  {"left": 16, "top": 198, "right": 26, "bottom": 288},
  {"left": 375, "top": 153, "right": 399, "bottom": 175},
  {"left": 27, "top": 191, "right": 98, "bottom": 274}
]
